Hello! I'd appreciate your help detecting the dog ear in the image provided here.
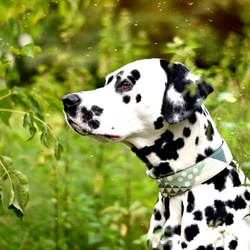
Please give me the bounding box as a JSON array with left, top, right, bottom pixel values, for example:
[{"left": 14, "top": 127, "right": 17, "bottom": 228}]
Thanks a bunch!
[{"left": 160, "top": 59, "right": 213, "bottom": 124}]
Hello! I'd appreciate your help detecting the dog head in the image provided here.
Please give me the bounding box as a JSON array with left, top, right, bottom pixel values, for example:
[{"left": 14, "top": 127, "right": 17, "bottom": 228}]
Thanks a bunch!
[{"left": 63, "top": 59, "right": 213, "bottom": 143}]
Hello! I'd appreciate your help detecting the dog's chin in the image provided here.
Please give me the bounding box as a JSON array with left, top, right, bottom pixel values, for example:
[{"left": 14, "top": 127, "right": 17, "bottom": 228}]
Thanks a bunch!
[{"left": 68, "top": 121, "right": 121, "bottom": 142}]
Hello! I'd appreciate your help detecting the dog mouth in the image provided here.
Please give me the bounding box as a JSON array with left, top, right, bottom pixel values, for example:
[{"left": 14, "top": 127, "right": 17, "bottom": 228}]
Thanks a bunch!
[{"left": 67, "top": 119, "right": 121, "bottom": 142}]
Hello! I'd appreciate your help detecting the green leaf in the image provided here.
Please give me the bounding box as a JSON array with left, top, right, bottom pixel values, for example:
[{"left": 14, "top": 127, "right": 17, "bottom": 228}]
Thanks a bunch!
[
  {"left": 21, "top": 43, "right": 41, "bottom": 58},
  {"left": 0, "top": 89, "right": 13, "bottom": 126},
  {"left": 21, "top": 43, "right": 35, "bottom": 58},
  {"left": 0, "top": 155, "right": 13, "bottom": 170},
  {"left": 25, "top": 91, "right": 45, "bottom": 122},
  {"left": 24, "top": 112, "right": 37, "bottom": 141},
  {"left": 55, "top": 142, "right": 64, "bottom": 160},
  {"left": 241, "top": 162, "right": 250, "bottom": 170},
  {"left": 40, "top": 124, "right": 49, "bottom": 148},
  {"left": 23, "top": 113, "right": 30, "bottom": 128},
  {"left": 0, "top": 61, "right": 10, "bottom": 77},
  {"left": 8, "top": 170, "right": 29, "bottom": 218}
]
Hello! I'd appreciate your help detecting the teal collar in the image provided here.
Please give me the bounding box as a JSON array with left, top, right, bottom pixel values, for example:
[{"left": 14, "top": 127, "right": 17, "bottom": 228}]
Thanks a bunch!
[{"left": 156, "top": 140, "right": 233, "bottom": 198}]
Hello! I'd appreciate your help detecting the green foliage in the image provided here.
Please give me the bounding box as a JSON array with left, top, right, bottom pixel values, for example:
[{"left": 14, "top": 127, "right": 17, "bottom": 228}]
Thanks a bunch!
[{"left": 0, "top": 0, "right": 249, "bottom": 249}]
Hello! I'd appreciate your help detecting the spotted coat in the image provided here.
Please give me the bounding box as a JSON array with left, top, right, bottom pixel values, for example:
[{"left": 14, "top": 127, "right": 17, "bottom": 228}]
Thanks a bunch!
[{"left": 63, "top": 59, "right": 250, "bottom": 249}]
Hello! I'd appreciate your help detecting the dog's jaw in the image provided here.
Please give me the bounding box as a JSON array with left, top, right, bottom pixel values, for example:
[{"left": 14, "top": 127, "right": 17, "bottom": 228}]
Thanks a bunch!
[{"left": 126, "top": 106, "right": 222, "bottom": 179}]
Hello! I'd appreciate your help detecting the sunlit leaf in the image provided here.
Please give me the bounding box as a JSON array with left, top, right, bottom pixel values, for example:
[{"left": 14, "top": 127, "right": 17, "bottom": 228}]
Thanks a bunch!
[
  {"left": 8, "top": 184, "right": 24, "bottom": 218},
  {"left": 25, "top": 91, "right": 45, "bottom": 122},
  {"left": 21, "top": 43, "right": 35, "bottom": 58},
  {"left": 40, "top": 124, "right": 49, "bottom": 148},
  {"left": 25, "top": 112, "right": 37, "bottom": 141},
  {"left": 10, "top": 170, "right": 29, "bottom": 207},
  {"left": 54, "top": 142, "right": 63, "bottom": 160},
  {"left": 8, "top": 169, "right": 29, "bottom": 218}
]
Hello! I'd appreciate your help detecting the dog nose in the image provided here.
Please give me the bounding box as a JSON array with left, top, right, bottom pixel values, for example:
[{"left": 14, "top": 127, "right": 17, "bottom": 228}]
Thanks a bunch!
[{"left": 62, "top": 94, "right": 81, "bottom": 108}]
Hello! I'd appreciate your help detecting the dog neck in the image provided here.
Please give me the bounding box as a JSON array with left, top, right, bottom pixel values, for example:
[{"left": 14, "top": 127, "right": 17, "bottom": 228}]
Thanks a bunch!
[{"left": 124, "top": 106, "right": 223, "bottom": 179}]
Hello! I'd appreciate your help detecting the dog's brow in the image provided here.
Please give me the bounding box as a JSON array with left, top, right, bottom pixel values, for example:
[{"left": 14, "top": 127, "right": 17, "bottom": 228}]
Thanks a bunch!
[
  {"left": 106, "top": 75, "right": 114, "bottom": 85},
  {"left": 116, "top": 70, "right": 124, "bottom": 77}
]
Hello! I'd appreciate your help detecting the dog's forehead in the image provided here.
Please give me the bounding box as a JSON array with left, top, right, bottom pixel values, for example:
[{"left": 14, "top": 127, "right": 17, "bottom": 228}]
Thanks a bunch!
[{"left": 105, "top": 58, "right": 161, "bottom": 83}]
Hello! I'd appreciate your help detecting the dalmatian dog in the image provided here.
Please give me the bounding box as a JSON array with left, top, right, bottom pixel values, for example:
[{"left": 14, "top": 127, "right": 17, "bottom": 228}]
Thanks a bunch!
[{"left": 62, "top": 59, "right": 250, "bottom": 249}]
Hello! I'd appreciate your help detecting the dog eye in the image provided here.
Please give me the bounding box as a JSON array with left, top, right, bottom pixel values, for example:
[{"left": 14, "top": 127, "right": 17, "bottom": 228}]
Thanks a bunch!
[{"left": 122, "top": 81, "right": 131, "bottom": 89}]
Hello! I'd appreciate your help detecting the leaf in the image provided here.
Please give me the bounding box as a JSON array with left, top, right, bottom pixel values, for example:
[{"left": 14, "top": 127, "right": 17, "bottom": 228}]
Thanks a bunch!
[
  {"left": 0, "top": 89, "right": 13, "bottom": 126},
  {"left": 40, "top": 124, "right": 55, "bottom": 148},
  {"left": 25, "top": 91, "right": 45, "bottom": 122},
  {"left": 0, "top": 61, "right": 10, "bottom": 77},
  {"left": 8, "top": 186, "right": 24, "bottom": 218},
  {"left": 23, "top": 113, "right": 30, "bottom": 128},
  {"left": 0, "top": 155, "right": 13, "bottom": 170},
  {"left": 40, "top": 125, "right": 49, "bottom": 148},
  {"left": 21, "top": 43, "right": 41, "bottom": 58},
  {"left": 11, "top": 170, "right": 29, "bottom": 207},
  {"left": 54, "top": 142, "right": 64, "bottom": 160},
  {"left": 8, "top": 170, "right": 29, "bottom": 218},
  {"left": 23, "top": 112, "right": 37, "bottom": 141},
  {"left": 241, "top": 162, "right": 250, "bottom": 170}
]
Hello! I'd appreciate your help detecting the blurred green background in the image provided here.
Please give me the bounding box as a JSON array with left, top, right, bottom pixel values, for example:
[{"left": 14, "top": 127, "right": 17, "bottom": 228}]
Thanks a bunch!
[{"left": 0, "top": 0, "right": 249, "bottom": 249}]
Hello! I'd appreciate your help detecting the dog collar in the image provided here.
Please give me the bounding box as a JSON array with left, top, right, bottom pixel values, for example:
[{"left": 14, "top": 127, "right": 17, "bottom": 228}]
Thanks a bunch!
[{"left": 156, "top": 140, "right": 233, "bottom": 198}]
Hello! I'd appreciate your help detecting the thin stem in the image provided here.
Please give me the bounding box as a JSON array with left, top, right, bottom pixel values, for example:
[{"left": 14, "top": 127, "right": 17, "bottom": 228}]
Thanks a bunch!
[
  {"left": 0, "top": 90, "right": 12, "bottom": 101},
  {"left": 0, "top": 160, "right": 12, "bottom": 184},
  {"left": 0, "top": 108, "right": 53, "bottom": 133}
]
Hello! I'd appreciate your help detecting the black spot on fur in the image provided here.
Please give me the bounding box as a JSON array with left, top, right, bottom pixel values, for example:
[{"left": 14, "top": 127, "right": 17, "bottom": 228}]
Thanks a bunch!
[
  {"left": 173, "top": 225, "right": 181, "bottom": 235},
  {"left": 154, "top": 117, "right": 164, "bottom": 130},
  {"left": 131, "top": 146, "right": 153, "bottom": 169},
  {"left": 196, "top": 246, "right": 205, "bottom": 250},
  {"left": 131, "top": 69, "right": 141, "bottom": 80},
  {"left": 81, "top": 107, "right": 93, "bottom": 122},
  {"left": 153, "top": 225, "right": 162, "bottom": 233},
  {"left": 188, "top": 113, "right": 197, "bottom": 124},
  {"left": 127, "top": 75, "right": 136, "bottom": 84},
  {"left": 215, "top": 247, "right": 223, "bottom": 250},
  {"left": 205, "top": 120, "right": 214, "bottom": 141},
  {"left": 225, "top": 213, "right": 234, "bottom": 225},
  {"left": 197, "top": 246, "right": 214, "bottom": 250},
  {"left": 230, "top": 169, "right": 242, "bottom": 187},
  {"left": 136, "top": 94, "right": 141, "bottom": 103},
  {"left": 163, "top": 225, "right": 181, "bottom": 238},
  {"left": 185, "top": 224, "right": 199, "bottom": 242},
  {"left": 205, "top": 147, "right": 214, "bottom": 157},
  {"left": 193, "top": 210, "right": 203, "bottom": 221},
  {"left": 244, "top": 190, "right": 250, "bottom": 200},
  {"left": 154, "top": 209, "right": 162, "bottom": 220},
  {"left": 106, "top": 75, "right": 114, "bottom": 85},
  {"left": 153, "top": 162, "right": 173, "bottom": 176},
  {"left": 183, "top": 127, "right": 191, "bottom": 137},
  {"left": 203, "top": 168, "right": 229, "bottom": 191},
  {"left": 187, "top": 191, "right": 195, "bottom": 213},
  {"left": 181, "top": 242, "right": 187, "bottom": 248},
  {"left": 163, "top": 244, "right": 172, "bottom": 250},
  {"left": 205, "top": 200, "right": 234, "bottom": 226},
  {"left": 195, "top": 137, "right": 199, "bottom": 145},
  {"left": 196, "top": 154, "right": 205, "bottom": 163},
  {"left": 123, "top": 95, "right": 131, "bottom": 104},
  {"left": 226, "top": 195, "right": 247, "bottom": 210},
  {"left": 229, "top": 240, "right": 238, "bottom": 249},
  {"left": 91, "top": 105, "right": 103, "bottom": 116},
  {"left": 132, "top": 130, "right": 184, "bottom": 176},
  {"left": 88, "top": 120, "right": 100, "bottom": 129},
  {"left": 164, "top": 198, "right": 170, "bottom": 220}
]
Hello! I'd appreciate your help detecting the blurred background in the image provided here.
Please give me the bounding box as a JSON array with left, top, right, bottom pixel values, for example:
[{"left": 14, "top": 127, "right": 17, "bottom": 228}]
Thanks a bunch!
[{"left": 0, "top": 0, "right": 249, "bottom": 249}]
